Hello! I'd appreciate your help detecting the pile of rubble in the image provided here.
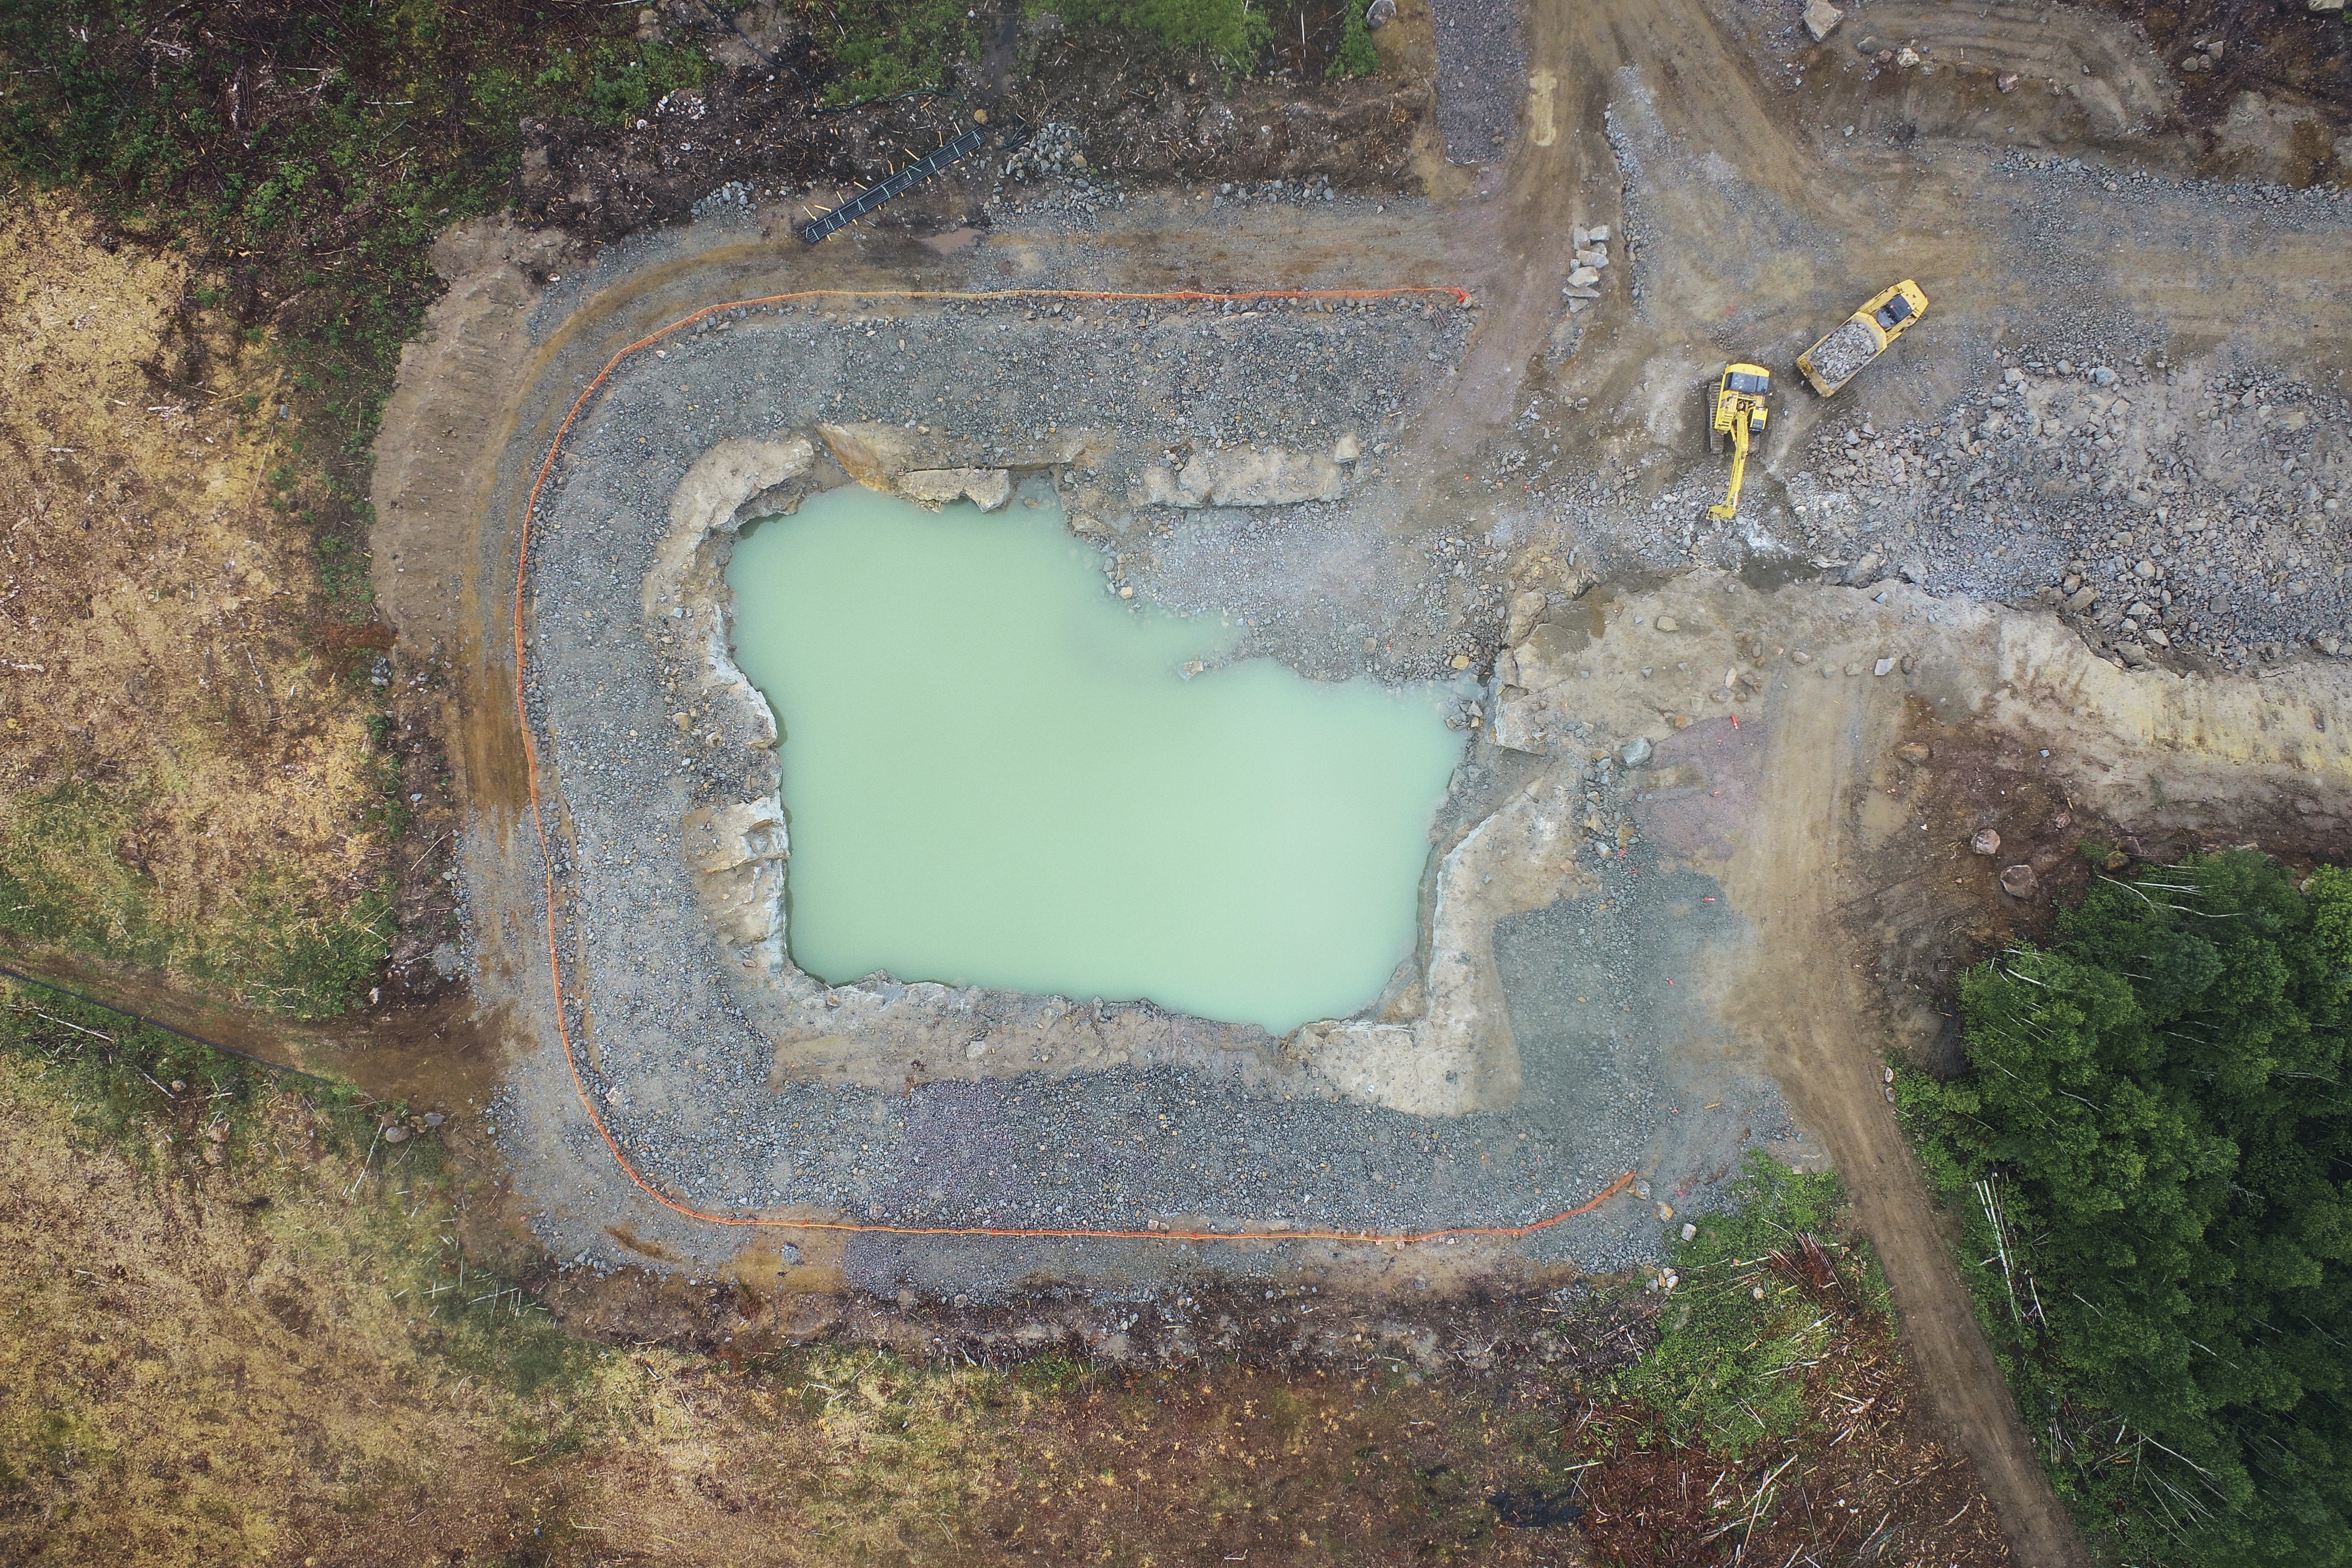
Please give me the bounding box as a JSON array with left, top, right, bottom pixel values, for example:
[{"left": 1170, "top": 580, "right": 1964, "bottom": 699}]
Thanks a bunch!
[
  {"left": 1004, "top": 121, "right": 1085, "bottom": 182},
  {"left": 1782, "top": 354, "right": 2352, "bottom": 669},
  {"left": 1804, "top": 320, "right": 1880, "bottom": 387},
  {"left": 1560, "top": 222, "right": 1613, "bottom": 315}
]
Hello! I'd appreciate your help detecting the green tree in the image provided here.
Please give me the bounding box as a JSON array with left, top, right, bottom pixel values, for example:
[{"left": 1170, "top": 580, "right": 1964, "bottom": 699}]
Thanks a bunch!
[
  {"left": 1910, "top": 852, "right": 2352, "bottom": 1565},
  {"left": 1329, "top": 2, "right": 1378, "bottom": 78}
]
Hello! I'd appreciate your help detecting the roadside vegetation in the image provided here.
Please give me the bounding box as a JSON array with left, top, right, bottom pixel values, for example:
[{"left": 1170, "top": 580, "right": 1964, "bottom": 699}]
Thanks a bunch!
[
  {"left": 0, "top": 198, "right": 414, "bottom": 1019},
  {"left": 1897, "top": 850, "right": 2351, "bottom": 1566},
  {"left": 1567, "top": 1155, "right": 2010, "bottom": 1566}
]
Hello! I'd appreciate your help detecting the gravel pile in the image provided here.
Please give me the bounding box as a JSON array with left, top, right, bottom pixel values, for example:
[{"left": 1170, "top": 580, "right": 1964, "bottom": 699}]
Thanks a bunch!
[
  {"left": 1428, "top": 0, "right": 1526, "bottom": 164},
  {"left": 1780, "top": 355, "right": 2351, "bottom": 670},
  {"left": 1804, "top": 319, "right": 1879, "bottom": 388},
  {"left": 1002, "top": 121, "right": 1084, "bottom": 182}
]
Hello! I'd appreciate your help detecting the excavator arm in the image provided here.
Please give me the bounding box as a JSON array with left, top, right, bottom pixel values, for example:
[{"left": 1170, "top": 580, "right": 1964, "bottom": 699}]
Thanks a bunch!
[{"left": 1707, "top": 407, "right": 1751, "bottom": 521}]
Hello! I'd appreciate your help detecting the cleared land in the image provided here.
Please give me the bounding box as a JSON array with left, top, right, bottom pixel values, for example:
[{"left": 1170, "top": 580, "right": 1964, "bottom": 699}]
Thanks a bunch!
[{"left": 3, "top": 0, "right": 2349, "bottom": 1563}]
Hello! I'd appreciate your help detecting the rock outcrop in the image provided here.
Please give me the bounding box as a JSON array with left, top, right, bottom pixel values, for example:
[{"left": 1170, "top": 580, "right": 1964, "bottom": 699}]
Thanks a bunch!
[
  {"left": 681, "top": 799, "right": 791, "bottom": 971},
  {"left": 645, "top": 434, "right": 816, "bottom": 617},
  {"left": 897, "top": 467, "right": 1013, "bottom": 511},
  {"left": 816, "top": 421, "right": 1111, "bottom": 493},
  {"left": 1139, "top": 444, "right": 1349, "bottom": 508},
  {"left": 649, "top": 435, "right": 815, "bottom": 971}
]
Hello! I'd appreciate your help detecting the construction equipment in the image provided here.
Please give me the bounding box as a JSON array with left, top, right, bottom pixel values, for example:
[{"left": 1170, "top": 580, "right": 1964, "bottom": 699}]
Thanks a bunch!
[
  {"left": 1796, "top": 279, "right": 1929, "bottom": 397},
  {"left": 1707, "top": 363, "right": 1771, "bottom": 520}
]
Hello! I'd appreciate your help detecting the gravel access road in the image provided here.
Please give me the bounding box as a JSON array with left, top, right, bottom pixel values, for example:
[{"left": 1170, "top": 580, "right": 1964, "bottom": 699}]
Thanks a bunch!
[{"left": 1428, "top": 0, "right": 1528, "bottom": 164}]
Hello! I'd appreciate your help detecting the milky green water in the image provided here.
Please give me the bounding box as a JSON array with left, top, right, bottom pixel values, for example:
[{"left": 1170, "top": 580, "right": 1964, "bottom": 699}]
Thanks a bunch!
[{"left": 725, "top": 486, "right": 1465, "bottom": 1032}]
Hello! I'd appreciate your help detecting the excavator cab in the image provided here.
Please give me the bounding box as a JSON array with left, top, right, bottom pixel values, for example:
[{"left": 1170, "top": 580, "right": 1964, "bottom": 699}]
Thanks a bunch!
[{"left": 1707, "top": 364, "right": 1771, "bottom": 520}]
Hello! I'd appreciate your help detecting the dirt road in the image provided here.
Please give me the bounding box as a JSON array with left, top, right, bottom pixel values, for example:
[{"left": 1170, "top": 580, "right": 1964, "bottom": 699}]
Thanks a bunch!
[
  {"left": 1716, "top": 673, "right": 2091, "bottom": 1568},
  {"left": 1421, "top": 0, "right": 2345, "bottom": 1555}
]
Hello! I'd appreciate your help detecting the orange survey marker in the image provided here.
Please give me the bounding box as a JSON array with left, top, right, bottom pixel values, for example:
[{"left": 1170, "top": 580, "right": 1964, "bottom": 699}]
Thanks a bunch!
[{"left": 511, "top": 284, "right": 1638, "bottom": 1244}]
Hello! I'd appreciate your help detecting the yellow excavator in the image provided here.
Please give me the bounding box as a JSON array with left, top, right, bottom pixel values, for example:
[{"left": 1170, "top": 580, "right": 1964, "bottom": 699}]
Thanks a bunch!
[{"left": 1707, "top": 364, "right": 1771, "bottom": 520}]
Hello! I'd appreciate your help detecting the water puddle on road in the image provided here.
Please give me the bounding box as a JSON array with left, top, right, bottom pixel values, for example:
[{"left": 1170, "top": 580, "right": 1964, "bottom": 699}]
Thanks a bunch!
[{"left": 726, "top": 484, "right": 1464, "bottom": 1032}]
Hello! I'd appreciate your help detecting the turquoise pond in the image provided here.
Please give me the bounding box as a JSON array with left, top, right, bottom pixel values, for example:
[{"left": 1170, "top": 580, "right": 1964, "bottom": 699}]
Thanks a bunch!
[{"left": 725, "top": 485, "right": 1465, "bottom": 1032}]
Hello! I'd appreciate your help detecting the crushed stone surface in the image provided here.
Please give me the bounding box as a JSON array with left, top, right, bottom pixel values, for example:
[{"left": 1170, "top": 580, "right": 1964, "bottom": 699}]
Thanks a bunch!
[{"left": 1428, "top": 0, "right": 1527, "bottom": 164}]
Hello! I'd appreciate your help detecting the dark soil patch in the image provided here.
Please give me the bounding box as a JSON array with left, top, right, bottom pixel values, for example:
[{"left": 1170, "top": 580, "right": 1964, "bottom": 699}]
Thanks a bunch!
[
  {"left": 2096, "top": 0, "right": 2350, "bottom": 147},
  {"left": 1845, "top": 699, "right": 2137, "bottom": 1076},
  {"left": 533, "top": 1262, "right": 1664, "bottom": 1377},
  {"left": 1848, "top": 694, "right": 2352, "bottom": 1078},
  {"left": 515, "top": 18, "right": 1428, "bottom": 240}
]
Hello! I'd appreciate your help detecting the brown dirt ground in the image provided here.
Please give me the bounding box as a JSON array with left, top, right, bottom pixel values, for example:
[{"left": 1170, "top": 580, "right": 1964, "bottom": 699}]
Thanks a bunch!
[
  {"left": 1853, "top": 695, "right": 2352, "bottom": 1075},
  {"left": 1706, "top": 661, "right": 2092, "bottom": 1568}
]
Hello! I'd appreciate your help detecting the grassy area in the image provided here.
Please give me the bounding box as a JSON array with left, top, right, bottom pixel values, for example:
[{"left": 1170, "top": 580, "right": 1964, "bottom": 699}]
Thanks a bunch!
[
  {"left": 1606, "top": 1155, "right": 1871, "bottom": 1459},
  {"left": 1054, "top": 0, "right": 1275, "bottom": 74},
  {"left": 0, "top": 746, "right": 403, "bottom": 1020},
  {"left": 0, "top": 983, "right": 669, "bottom": 1562},
  {"left": 1895, "top": 851, "right": 2352, "bottom": 1568},
  {"left": 0, "top": 5, "right": 712, "bottom": 1018},
  {"left": 0, "top": 1, "right": 711, "bottom": 585},
  {"left": 0, "top": 980, "right": 1608, "bottom": 1565},
  {"left": 805, "top": 0, "right": 980, "bottom": 104}
]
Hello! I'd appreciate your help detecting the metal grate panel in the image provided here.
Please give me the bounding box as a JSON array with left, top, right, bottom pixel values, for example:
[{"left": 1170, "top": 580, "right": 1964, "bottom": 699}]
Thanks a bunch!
[{"left": 801, "top": 127, "right": 988, "bottom": 244}]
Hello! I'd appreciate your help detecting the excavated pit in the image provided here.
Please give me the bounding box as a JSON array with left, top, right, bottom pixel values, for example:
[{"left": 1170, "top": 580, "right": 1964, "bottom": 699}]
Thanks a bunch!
[{"left": 492, "top": 294, "right": 1820, "bottom": 1296}]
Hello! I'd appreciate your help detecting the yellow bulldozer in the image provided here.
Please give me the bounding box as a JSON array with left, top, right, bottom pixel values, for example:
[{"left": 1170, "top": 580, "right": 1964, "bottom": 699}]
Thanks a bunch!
[{"left": 1707, "top": 364, "right": 1771, "bottom": 520}]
